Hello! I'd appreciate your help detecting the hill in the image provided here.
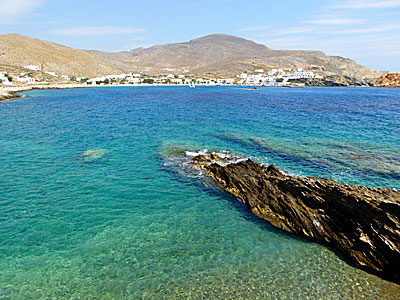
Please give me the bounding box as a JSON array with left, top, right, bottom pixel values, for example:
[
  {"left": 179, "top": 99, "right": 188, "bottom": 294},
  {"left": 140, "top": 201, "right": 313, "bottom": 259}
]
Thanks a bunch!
[
  {"left": 88, "top": 34, "right": 385, "bottom": 79},
  {"left": 0, "top": 33, "right": 386, "bottom": 80},
  {"left": 0, "top": 33, "right": 121, "bottom": 77}
]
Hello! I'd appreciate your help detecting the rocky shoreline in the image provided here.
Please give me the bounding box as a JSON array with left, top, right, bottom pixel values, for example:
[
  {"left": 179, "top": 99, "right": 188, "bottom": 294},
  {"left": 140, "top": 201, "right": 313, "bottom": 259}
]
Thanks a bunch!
[
  {"left": 189, "top": 152, "right": 400, "bottom": 283},
  {"left": 0, "top": 84, "right": 90, "bottom": 102},
  {"left": 290, "top": 75, "right": 376, "bottom": 87}
]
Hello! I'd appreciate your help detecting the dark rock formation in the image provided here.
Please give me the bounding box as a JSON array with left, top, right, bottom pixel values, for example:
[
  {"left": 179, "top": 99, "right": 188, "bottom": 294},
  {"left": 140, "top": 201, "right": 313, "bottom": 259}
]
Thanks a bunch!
[
  {"left": 191, "top": 153, "right": 400, "bottom": 283},
  {"left": 290, "top": 75, "right": 375, "bottom": 87}
]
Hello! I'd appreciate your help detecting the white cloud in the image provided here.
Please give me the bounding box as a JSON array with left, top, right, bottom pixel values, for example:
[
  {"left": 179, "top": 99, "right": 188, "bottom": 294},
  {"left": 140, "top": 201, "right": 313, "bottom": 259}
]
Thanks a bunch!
[
  {"left": 52, "top": 26, "right": 146, "bottom": 37},
  {"left": 0, "top": 0, "right": 43, "bottom": 24},
  {"left": 334, "top": 0, "right": 400, "bottom": 8},
  {"left": 236, "top": 25, "right": 270, "bottom": 32},
  {"left": 305, "top": 18, "right": 365, "bottom": 25},
  {"left": 333, "top": 23, "right": 400, "bottom": 33}
]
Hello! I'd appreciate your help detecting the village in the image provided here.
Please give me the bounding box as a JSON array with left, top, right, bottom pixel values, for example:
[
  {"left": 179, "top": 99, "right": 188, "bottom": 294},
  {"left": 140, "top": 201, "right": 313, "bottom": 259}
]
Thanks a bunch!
[{"left": 0, "top": 65, "right": 323, "bottom": 87}]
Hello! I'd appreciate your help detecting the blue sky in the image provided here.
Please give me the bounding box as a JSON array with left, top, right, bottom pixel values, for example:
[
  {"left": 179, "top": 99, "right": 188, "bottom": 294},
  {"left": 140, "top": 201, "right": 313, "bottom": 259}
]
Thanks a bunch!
[{"left": 1, "top": 0, "right": 399, "bottom": 71}]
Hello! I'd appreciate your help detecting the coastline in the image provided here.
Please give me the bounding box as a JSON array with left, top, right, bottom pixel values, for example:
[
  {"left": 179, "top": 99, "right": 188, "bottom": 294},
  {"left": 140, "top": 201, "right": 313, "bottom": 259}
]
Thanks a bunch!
[
  {"left": 189, "top": 152, "right": 400, "bottom": 283},
  {"left": 0, "top": 83, "right": 89, "bottom": 102}
]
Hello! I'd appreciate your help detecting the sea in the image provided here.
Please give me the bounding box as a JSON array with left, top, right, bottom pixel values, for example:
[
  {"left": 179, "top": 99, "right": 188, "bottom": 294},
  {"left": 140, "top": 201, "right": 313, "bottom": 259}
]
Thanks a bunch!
[{"left": 0, "top": 86, "right": 399, "bottom": 299}]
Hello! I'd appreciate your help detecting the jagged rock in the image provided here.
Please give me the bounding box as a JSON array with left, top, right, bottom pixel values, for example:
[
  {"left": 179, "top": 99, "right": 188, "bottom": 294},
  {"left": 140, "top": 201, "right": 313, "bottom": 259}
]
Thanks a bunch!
[
  {"left": 191, "top": 153, "right": 400, "bottom": 283},
  {"left": 375, "top": 73, "right": 400, "bottom": 87},
  {"left": 291, "top": 75, "right": 375, "bottom": 87}
]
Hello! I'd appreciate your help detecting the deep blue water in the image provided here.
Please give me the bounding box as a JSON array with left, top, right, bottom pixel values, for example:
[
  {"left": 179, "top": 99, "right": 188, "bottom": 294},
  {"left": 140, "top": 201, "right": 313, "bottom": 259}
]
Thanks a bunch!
[{"left": 0, "top": 86, "right": 399, "bottom": 299}]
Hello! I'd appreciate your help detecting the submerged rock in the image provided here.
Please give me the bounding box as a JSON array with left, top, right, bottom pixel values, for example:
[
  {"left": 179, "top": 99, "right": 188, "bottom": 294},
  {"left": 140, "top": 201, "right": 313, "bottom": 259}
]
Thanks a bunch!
[
  {"left": 81, "top": 148, "right": 108, "bottom": 162},
  {"left": 190, "top": 153, "right": 400, "bottom": 283}
]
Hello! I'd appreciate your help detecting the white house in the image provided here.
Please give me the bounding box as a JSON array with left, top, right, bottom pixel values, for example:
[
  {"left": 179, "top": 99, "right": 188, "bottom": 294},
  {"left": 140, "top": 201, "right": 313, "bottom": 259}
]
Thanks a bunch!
[
  {"left": 61, "top": 75, "right": 70, "bottom": 80},
  {"left": 0, "top": 72, "right": 12, "bottom": 85},
  {"left": 15, "top": 76, "right": 35, "bottom": 83},
  {"left": 45, "top": 71, "right": 57, "bottom": 77},
  {"left": 127, "top": 78, "right": 140, "bottom": 84},
  {"left": 285, "top": 71, "right": 320, "bottom": 80},
  {"left": 246, "top": 74, "right": 265, "bottom": 85},
  {"left": 24, "top": 65, "right": 40, "bottom": 71},
  {"left": 217, "top": 78, "right": 235, "bottom": 85}
]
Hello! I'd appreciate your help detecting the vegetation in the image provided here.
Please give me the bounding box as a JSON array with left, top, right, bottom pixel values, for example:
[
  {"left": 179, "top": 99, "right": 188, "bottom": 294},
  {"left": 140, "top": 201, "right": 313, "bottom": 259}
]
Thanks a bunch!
[
  {"left": 276, "top": 78, "right": 283, "bottom": 83},
  {"left": 143, "top": 78, "right": 154, "bottom": 84}
]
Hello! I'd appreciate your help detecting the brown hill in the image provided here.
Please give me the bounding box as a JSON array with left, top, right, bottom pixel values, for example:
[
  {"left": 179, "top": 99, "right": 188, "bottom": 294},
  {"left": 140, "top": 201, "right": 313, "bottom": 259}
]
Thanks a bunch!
[
  {"left": 88, "top": 34, "right": 386, "bottom": 79},
  {"left": 0, "top": 33, "right": 386, "bottom": 79},
  {"left": 0, "top": 33, "right": 121, "bottom": 77}
]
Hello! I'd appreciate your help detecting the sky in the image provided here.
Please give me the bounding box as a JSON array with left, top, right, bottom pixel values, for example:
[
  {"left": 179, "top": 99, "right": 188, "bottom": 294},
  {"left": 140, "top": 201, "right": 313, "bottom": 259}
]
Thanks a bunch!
[{"left": 0, "top": 0, "right": 399, "bottom": 71}]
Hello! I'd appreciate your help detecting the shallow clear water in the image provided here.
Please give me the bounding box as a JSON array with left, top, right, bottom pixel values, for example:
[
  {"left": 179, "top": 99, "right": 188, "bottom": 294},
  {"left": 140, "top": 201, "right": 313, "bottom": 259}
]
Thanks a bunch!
[{"left": 0, "top": 86, "right": 399, "bottom": 299}]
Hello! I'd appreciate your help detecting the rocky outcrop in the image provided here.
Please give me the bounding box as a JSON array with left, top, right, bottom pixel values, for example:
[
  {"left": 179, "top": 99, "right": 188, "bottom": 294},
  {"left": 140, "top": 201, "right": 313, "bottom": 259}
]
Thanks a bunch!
[
  {"left": 0, "top": 89, "right": 18, "bottom": 101},
  {"left": 375, "top": 73, "right": 400, "bottom": 87},
  {"left": 190, "top": 153, "right": 400, "bottom": 283},
  {"left": 290, "top": 75, "right": 375, "bottom": 87}
]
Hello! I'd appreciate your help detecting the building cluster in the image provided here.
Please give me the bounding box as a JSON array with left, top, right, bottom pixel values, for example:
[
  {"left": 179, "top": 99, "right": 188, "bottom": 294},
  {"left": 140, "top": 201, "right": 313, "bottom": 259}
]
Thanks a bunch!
[
  {"left": 0, "top": 65, "right": 82, "bottom": 85},
  {"left": 237, "top": 68, "right": 323, "bottom": 86},
  {"left": 1, "top": 65, "right": 324, "bottom": 87},
  {"left": 0, "top": 71, "right": 35, "bottom": 85},
  {"left": 86, "top": 73, "right": 235, "bottom": 85}
]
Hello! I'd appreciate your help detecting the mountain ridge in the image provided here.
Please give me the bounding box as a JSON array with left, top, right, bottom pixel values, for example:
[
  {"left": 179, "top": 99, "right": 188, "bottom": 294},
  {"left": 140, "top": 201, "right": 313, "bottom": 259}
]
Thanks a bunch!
[{"left": 0, "top": 33, "right": 386, "bottom": 79}]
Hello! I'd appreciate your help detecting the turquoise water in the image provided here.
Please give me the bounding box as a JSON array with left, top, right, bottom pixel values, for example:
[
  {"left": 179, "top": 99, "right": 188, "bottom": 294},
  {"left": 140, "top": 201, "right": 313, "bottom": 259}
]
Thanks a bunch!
[{"left": 0, "top": 86, "right": 399, "bottom": 299}]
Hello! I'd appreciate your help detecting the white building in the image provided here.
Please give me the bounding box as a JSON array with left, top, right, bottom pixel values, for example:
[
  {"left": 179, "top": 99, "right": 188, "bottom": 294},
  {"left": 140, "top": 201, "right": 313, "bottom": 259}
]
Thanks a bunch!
[
  {"left": 217, "top": 78, "right": 235, "bottom": 85},
  {"left": 106, "top": 74, "right": 127, "bottom": 80},
  {"left": 127, "top": 78, "right": 140, "bottom": 84},
  {"left": 255, "top": 69, "right": 264, "bottom": 73},
  {"left": 87, "top": 77, "right": 105, "bottom": 85},
  {"left": 61, "top": 75, "right": 70, "bottom": 80},
  {"left": 0, "top": 72, "right": 12, "bottom": 85},
  {"left": 245, "top": 74, "right": 265, "bottom": 85},
  {"left": 24, "top": 65, "right": 40, "bottom": 71},
  {"left": 45, "top": 71, "right": 57, "bottom": 77},
  {"left": 285, "top": 71, "right": 321, "bottom": 80},
  {"left": 268, "top": 69, "right": 278, "bottom": 76},
  {"left": 15, "top": 76, "right": 35, "bottom": 83}
]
